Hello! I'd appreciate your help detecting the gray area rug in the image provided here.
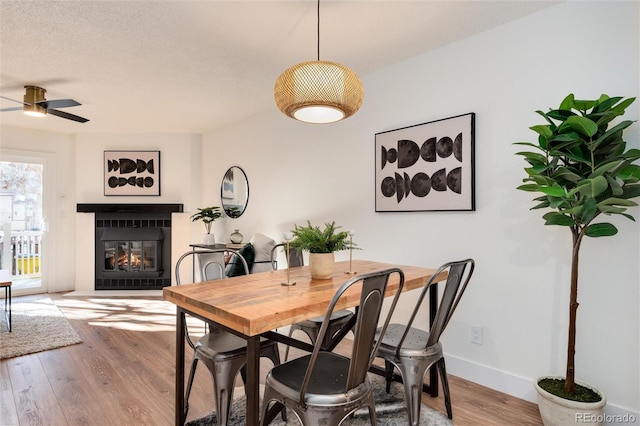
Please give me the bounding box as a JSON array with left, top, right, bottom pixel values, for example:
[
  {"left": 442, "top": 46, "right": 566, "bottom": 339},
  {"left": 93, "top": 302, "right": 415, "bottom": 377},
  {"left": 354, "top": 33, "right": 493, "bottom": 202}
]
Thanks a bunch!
[
  {"left": 186, "top": 374, "right": 453, "bottom": 425},
  {"left": 0, "top": 296, "right": 82, "bottom": 359}
]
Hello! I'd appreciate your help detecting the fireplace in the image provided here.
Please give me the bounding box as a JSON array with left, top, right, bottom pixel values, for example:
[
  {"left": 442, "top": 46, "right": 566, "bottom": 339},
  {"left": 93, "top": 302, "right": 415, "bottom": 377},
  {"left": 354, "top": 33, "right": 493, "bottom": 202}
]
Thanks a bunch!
[{"left": 77, "top": 204, "right": 183, "bottom": 290}]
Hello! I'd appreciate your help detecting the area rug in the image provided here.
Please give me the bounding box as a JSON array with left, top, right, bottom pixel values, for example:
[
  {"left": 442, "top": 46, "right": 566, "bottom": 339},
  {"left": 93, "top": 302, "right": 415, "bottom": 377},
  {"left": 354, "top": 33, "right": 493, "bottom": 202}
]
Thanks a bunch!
[
  {"left": 186, "top": 374, "right": 452, "bottom": 425},
  {"left": 0, "top": 296, "right": 83, "bottom": 359}
]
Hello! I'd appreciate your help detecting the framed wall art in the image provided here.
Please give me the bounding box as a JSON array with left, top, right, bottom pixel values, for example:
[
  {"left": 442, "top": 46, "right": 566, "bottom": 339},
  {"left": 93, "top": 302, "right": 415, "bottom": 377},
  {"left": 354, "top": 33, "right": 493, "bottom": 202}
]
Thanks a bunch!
[
  {"left": 104, "top": 150, "right": 160, "bottom": 196},
  {"left": 375, "top": 113, "right": 475, "bottom": 212}
]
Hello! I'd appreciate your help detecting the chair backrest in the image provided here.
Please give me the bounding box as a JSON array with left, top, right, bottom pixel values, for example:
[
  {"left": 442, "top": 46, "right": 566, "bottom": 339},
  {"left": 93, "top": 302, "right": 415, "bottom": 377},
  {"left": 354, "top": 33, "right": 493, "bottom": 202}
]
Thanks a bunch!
[
  {"left": 299, "top": 268, "right": 405, "bottom": 406},
  {"left": 175, "top": 248, "right": 249, "bottom": 285},
  {"left": 395, "top": 259, "right": 474, "bottom": 353},
  {"left": 270, "top": 243, "right": 304, "bottom": 270}
]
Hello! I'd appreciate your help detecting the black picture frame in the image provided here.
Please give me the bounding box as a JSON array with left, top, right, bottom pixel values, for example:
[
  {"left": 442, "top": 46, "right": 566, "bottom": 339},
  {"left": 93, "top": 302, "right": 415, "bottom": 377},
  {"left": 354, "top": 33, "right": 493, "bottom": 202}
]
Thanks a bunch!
[
  {"left": 375, "top": 113, "right": 475, "bottom": 212},
  {"left": 104, "top": 150, "right": 161, "bottom": 196}
]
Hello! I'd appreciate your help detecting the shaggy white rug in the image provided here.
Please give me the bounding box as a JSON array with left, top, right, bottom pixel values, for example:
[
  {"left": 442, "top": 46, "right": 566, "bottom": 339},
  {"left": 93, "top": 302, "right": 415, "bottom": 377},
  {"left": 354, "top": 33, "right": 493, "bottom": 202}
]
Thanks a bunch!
[
  {"left": 186, "top": 374, "right": 453, "bottom": 426},
  {"left": 0, "top": 296, "right": 82, "bottom": 359}
]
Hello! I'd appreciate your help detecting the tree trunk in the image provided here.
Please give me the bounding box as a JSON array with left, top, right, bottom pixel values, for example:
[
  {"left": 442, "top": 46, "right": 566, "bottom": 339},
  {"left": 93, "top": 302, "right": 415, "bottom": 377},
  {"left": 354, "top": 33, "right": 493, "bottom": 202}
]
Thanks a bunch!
[{"left": 565, "top": 228, "right": 583, "bottom": 394}]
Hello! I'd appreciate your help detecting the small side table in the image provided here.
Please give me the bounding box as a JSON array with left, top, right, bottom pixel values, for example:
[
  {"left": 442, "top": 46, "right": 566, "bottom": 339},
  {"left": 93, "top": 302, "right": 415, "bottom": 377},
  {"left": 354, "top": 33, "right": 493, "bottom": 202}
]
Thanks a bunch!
[{"left": 0, "top": 270, "right": 12, "bottom": 332}]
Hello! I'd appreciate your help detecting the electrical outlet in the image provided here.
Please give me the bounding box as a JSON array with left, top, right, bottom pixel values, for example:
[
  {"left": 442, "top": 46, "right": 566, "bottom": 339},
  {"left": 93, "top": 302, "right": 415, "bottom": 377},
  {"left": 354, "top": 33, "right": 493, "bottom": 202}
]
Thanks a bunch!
[{"left": 469, "top": 325, "right": 483, "bottom": 345}]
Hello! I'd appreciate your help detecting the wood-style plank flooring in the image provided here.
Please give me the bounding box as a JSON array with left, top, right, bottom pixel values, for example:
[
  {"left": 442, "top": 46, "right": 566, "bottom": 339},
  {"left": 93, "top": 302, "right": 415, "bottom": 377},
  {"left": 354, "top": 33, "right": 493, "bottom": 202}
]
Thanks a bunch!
[{"left": 1, "top": 293, "right": 542, "bottom": 425}]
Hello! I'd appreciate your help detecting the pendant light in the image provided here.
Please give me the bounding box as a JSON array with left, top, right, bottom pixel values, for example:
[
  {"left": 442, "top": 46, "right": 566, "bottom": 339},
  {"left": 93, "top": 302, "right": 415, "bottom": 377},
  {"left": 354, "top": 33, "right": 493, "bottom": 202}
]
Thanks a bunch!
[{"left": 274, "top": 0, "right": 364, "bottom": 123}]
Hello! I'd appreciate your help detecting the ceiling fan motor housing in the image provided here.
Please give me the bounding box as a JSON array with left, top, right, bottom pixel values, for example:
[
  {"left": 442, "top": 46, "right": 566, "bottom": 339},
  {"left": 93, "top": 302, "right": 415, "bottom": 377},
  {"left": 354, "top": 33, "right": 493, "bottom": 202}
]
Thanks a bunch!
[{"left": 23, "top": 85, "right": 47, "bottom": 116}]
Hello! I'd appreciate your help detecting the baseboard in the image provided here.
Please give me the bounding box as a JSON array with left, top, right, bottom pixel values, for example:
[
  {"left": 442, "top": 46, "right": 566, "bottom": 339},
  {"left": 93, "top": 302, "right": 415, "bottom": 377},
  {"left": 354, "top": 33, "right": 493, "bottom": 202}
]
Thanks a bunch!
[
  {"left": 445, "top": 354, "right": 538, "bottom": 403},
  {"left": 445, "top": 354, "right": 639, "bottom": 425}
]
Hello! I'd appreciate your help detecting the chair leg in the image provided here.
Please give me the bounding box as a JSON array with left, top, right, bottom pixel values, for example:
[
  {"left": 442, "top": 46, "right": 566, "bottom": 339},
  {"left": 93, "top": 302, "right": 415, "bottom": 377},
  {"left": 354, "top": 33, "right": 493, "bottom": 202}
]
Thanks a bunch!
[
  {"left": 384, "top": 360, "right": 394, "bottom": 393},
  {"left": 437, "top": 357, "right": 453, "bottom": 419},
  {"left": 205, "top": 357, "right": 245, "bottom": 426},
  {"left": 397, "top": 363, "right": 428, "bottom": 426},
  {"left": 262, "top": 344, "right": 287, "bottom": 422},
  {"left": 3, "top": 285, "right": 10, "bottom": 332},
  {"left": 184, "top": 357, "right": 199, "bottom": 419},
  {"left": 283, "top": 324, "right": 301, "bottom": 362},
  {"left": 367, "top": 395, "right": 377, "bottom": 426},
  {"left": 260, "top": 384, "right": 286, "bottom": 426}
]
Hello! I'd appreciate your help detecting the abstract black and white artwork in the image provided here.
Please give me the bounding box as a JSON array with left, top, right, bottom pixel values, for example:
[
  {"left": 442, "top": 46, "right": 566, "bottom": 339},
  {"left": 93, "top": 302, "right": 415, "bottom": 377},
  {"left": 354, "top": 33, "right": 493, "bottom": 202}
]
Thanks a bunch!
[
  {"left": 104, "top": 150, "right": 160, "bottom": 196},
  {"left": 375, "top": 113, "right": 475, "bottom": 212}
]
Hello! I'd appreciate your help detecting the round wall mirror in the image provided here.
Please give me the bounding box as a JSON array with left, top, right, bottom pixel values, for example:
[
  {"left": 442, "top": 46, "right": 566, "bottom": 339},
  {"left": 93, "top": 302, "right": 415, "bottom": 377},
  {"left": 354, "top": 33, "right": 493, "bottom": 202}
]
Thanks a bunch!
[{"left": 221, "top": 166, "right": 249, "bottom": 218}]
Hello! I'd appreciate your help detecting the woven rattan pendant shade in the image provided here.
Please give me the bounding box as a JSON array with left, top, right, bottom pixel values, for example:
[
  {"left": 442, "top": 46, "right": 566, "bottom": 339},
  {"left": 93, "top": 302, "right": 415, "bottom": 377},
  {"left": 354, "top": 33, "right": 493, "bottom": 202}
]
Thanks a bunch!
[{"left": 274, "top": 60, "right": 364, "bottom": 123}]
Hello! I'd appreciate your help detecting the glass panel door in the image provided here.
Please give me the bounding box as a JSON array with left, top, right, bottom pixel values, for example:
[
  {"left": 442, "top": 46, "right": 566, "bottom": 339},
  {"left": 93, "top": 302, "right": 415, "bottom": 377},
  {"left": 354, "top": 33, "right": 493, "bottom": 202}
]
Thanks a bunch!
[{"left": 0, "top": 155, "right": 46, "bottom": 295}]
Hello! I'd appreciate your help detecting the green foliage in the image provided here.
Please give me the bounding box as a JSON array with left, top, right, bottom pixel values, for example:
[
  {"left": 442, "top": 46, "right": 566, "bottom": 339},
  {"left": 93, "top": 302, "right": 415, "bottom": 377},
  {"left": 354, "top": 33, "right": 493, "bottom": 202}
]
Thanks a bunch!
[
  {"left": 289, "top": 221, "right": 353, "bottom": 254},
  {"left": 515, "top": 94, "right": 640, "bottom": 237},
  {"left": 190, "top": 206, "right": 222, "bottom": 234},
  {"left": 515, "top": 94, "right": 639, "bottom": 397}
]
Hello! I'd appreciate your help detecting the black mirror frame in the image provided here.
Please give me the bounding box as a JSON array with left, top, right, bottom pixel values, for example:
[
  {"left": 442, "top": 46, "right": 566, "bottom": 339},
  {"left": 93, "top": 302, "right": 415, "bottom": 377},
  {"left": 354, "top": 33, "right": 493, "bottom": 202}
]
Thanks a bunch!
[{"left": 221, "top": 166, "right": 249, "bottom": 219}]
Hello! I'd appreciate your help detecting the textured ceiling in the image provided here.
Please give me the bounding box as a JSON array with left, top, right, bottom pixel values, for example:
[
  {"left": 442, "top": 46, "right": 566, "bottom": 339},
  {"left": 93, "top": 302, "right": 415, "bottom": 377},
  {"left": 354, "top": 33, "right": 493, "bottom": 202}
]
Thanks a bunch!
[{"left": 0, "top": 0, "right": 559, "bottom": 135}]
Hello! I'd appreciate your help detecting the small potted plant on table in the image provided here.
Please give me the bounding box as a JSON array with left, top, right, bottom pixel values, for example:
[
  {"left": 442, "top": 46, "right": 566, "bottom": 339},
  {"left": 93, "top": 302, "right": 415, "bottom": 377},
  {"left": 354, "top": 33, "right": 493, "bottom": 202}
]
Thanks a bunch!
[
  {"left": 514, "top": 94, "right": 640, "bottom": 425},
  {"left": 191, "top": 206, "right": 222, "bottom": 245},
  {"left": 289, "top": 221, "right": 352, "bottom": 279}
]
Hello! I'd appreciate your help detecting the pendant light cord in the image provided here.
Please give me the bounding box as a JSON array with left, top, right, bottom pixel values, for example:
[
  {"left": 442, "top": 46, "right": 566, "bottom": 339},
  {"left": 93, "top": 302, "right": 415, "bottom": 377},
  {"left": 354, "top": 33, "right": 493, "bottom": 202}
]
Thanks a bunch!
[{"left": 317, "top": 0, "right": 320, "bottom": 61}]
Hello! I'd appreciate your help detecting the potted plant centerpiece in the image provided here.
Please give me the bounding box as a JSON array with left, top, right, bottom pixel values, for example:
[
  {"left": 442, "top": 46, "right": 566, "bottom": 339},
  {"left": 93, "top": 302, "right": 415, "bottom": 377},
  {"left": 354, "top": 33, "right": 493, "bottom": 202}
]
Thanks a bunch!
[
  {"left": 289, "top": 221, "right": 353, "bottom": 279},
  {"left": 191, "top": 206, "right": 222, "bottom": 245},
  {"left": 514, "top": 94, "right": 640, "bottom": 425}
]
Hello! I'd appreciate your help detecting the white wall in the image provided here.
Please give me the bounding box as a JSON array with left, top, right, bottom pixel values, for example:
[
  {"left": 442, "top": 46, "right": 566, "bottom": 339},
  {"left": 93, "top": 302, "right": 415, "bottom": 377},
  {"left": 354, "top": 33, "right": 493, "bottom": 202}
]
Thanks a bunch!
[
  {"left": 74, "top": 133, "right": 202, "bottom": 208},
  {"left": 202, "top": 1, "right": 639, "bottom": 419},
  {"left": 72, "top": 133, "right": 203, "bottom": 289}
]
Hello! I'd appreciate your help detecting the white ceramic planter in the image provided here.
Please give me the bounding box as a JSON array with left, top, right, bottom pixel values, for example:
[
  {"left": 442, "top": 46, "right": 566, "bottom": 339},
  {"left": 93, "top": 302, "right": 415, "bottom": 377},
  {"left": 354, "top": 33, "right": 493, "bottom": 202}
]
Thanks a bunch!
[
  {"left": 535, "top": 376, "right": 607, "bottom": 426},
  {"left": 203, "top": 233, "right": 216, "bottom": 245},
  {"left": 309, "top": 252, "right": 334, "bottom": 279}
]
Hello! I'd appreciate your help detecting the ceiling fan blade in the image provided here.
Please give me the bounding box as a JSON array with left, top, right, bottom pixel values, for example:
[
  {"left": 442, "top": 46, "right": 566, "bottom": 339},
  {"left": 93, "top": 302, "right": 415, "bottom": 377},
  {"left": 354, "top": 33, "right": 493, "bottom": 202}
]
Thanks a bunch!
[
  {"left": 40, "top": 99, "right": 81, "bottom": 109},
  {"left": 48, "top": 108, "right": 89, "bottom": 123},
  {"left": 0, "top": 107, "right": 23, "bottom": 112},
  {"left": 0, "top": 95, "right": 25, "bottom": 105}
]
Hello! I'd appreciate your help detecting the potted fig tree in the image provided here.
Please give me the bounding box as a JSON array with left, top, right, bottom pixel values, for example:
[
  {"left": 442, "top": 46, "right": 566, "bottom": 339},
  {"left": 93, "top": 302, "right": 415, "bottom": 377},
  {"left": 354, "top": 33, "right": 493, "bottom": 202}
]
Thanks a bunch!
[
  {"left": 514, "top": 94, "right": 640, "bottom": 425},
  {"left": 289, "top": 221, "right": 352, "bottom": 279},
  {"left": 190, "top": 206, "right": 222, "bottom": 245}
]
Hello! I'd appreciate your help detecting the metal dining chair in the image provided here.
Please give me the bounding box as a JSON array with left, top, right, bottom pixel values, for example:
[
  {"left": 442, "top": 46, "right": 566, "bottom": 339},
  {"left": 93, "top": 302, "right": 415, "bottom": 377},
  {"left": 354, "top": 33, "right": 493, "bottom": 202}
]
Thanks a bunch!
[
  {"left": 175, "top": 248, "right": 285, "bottom": 425},
  {"left": 260, "top": 268, "right": 405, "bottom": 426},
  {"left": 270, "top": 243, "right": 355, "bottom": 361},
  {"left": 374, "top": 258, "right": 475, "bottom": 425}
]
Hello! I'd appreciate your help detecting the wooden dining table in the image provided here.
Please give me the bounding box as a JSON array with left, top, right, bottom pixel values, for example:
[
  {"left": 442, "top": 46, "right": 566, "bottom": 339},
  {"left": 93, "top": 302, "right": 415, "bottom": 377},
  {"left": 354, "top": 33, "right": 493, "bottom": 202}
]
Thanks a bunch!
[{"left": 163, "top": 259, "right": 447, "bottom": 426}]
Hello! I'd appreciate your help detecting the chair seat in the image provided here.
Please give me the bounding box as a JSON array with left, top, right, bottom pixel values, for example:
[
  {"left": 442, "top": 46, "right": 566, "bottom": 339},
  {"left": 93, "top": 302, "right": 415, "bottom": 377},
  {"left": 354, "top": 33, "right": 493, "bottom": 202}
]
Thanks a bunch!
[
  {"left": 376, "top": 324, "right": 442, "bottom": 357},
  {"left": 195, "top": 329, "right": 277, "bottom": 360},
  {"left": 296, "top": 309, "right": 353, "bottom": 327},
  {"left": 267, "top": 348, "right": 373, "bottom": 407}
]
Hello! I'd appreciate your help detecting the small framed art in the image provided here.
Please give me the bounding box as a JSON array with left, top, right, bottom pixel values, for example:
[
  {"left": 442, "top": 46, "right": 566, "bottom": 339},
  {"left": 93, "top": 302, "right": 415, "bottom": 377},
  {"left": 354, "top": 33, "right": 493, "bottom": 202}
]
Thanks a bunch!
[
  {"left": 375, "top": 113, "right": 475, "bottom": 212},
  {"left": 104, "top": 150, "right": 160, "bottom": 196}
]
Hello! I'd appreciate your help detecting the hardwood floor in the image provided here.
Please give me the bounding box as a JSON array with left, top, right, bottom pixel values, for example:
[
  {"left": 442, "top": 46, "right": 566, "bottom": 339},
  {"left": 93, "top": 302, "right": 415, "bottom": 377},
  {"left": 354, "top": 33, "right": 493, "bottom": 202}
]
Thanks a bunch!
[{"left": 1, "top": 293, "right": 542, "bottom": 425}]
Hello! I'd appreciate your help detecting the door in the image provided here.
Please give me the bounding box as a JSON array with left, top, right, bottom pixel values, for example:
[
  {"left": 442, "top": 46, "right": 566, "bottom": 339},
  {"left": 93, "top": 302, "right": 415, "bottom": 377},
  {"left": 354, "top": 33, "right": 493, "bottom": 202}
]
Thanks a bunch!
[{"left": 0, "top": 150, "right": 51, "bottom": 295}]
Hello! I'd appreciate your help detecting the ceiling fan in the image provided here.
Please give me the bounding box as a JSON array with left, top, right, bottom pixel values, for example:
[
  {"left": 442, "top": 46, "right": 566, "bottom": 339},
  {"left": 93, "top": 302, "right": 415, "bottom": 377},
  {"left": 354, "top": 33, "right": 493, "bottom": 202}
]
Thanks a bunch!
[{"left": 0, "top": 85, "right": 89, "bottom": 123}]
